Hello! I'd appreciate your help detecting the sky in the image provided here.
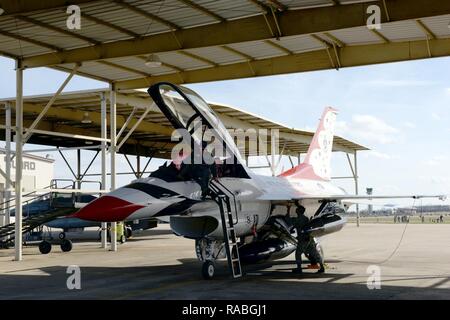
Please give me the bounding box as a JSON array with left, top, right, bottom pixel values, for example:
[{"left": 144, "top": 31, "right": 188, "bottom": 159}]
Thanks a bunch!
[{"left": 0, "top": 55, "right": 449, "bottom": 207}]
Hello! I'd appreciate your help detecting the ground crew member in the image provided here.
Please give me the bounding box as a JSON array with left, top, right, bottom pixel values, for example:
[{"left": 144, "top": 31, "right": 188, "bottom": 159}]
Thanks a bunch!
[
  {"left": 289, "top": 206, "right": 325, "bottom": 274},
  {"left": 116, "top": 221, "right": 125, "bottom": 244}
]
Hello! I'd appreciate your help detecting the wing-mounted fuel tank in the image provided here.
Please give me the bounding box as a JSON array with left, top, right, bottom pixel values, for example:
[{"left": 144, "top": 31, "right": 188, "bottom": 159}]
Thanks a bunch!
[
  {"left": 301, "top": 202, "right": 347, "bottom": 237},
  {"left": 170, "top": 199, "right": 271, "bottom": 239},
  {"left": 303, "top": 213, "right": 346, "bottom": 237}
]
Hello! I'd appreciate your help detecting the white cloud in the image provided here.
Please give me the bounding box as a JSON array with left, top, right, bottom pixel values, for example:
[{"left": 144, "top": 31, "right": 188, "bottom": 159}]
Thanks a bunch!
[
  {"left": 361, "top": 79, "right": 435, "bottom": 87},
  {"left": 302, "top": 125, "right": 316, "bottom": 132},
  {"left": 430, "top": 177, "right": 450, "bottom": 185},
  {"left": 402, "top": 121, "right": 416, "bottom": 129},
  {"left": 363, "top": 151, "right": 398, "bottom": 160},
  {"left": 425, "top": 159, "right": 440, "bottom": 166},
  {"left": 419, "top": 175, "right": 450, "bottom": 186},
  {"left": 335, "top": 114, "right": 400, "bottom": 144},
  {"left": 424, "top": 155, "right": 448, "bottom": 166},
  {"left": 431, "top": 112, "right": 440, "bottom": 120}
]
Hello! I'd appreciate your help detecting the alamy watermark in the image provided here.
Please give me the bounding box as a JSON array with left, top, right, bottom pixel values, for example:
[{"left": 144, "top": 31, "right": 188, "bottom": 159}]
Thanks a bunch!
[
  {"left": 366, "top": 5, "right": 382, "bottom": 30},
  {"left": 366, "top": 265, "right": 381, "bottom": 290},
  {"left": 66, "top": 265, "right": 81, "bottom": 290},
  {"left": 170, "top": 119, "right": 279, "bottom": 165},
  {"left": 66, "top": 5, "right": 81, "bottom": 30}
]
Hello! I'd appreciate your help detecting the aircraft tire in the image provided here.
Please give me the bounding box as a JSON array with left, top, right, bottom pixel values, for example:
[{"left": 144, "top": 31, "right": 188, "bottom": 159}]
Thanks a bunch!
[
  {"left": 202, "top": 261, "right": 215, "bottom": 280},
  {"left": 60, "top": 239, "right": 73, "bottom": 252},
  {"left": 39, "top": 241, "right": 52, "bottom": 254}
]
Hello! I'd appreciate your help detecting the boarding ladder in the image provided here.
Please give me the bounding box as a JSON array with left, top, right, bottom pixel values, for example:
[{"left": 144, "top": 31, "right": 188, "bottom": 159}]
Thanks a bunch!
[
  {"left": 209, "top": 180, "right": 242, "bottom": 278},
  {"left": 0, "top": 180, "right": 78, "bottom": 247}
]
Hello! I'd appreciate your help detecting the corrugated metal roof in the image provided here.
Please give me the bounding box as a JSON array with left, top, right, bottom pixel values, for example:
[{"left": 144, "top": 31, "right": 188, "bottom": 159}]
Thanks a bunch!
[
  {"left": 185, "top": 46, "right": 246, "bottom": 64},
  {"left": 330, "top": 26, "right": 382, "bottom": 45},
  {"left": 0, "top": 36, "right": 49, "bottom": 57},
  {"left": 379, "top": 20, "right": 426, "bottom": 42},
  {"left": 81, "top": 1, "right": 168, "bottom": 36},
  {"left": 132, "top": 0, "right": 217, "bottom": 28},
  {"left": 228, "top": 40, "right": 287, "bottom": 60},
  {"left": 422, "top": 14, "right": 450, "bottom": 38},
  {"left": 277, "top": 34, "right": 325, "bottom": 53},
  {"left": 195, "top": 0, "right": 262, "bottom": 19},
  {"left": 279, "top": 0, "right": 332, "bottom": 10},
  {"left": 0, "top": 0, "right": 448, "bottom": 89},
  {"left": 108, "top": 56, "right": 176, "bottom": 76},
  {"left": 59, "top": 61, "right": 143, "bottom": 81},
  {"left": 159, "top": 51, "right": 211, "bottom": 70}
]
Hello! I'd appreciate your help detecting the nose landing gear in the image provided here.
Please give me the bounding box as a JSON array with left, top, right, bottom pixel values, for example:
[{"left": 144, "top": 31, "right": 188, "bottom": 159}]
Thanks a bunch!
[
  {"left": 196, "top": 238, "right": 224, "bottom": 280},
  {"left": 202, "top": 261, "right": 215, "bottom": 280}
]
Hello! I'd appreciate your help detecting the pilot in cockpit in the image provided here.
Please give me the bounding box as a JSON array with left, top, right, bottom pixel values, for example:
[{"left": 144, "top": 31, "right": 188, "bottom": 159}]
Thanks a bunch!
[{"left": 150, "top": 140, "right": 220, "bottom": 200}]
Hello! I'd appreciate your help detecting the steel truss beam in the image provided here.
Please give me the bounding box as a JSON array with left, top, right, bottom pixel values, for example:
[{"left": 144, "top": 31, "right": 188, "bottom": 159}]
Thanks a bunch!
[
  {"left": 114, "top": 38, "right": 450, "bottom": 89},
  {"left": 19, "top": 0, "right": 450, "bottom": 68}
]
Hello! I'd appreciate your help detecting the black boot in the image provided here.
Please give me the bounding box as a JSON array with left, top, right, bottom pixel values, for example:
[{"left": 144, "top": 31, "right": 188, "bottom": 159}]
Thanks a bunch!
[
  {"left": 317, "top": 264, "right": 325, "bottom": 274},
  {"left": 292, "top": 268, "right": 303, "bottom": 274}
]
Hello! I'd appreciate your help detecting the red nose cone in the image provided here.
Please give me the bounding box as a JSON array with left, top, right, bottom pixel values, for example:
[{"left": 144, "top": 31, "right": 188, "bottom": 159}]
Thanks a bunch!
[{"left": 73, "top": 196, "right": 145, "bottom": 222}]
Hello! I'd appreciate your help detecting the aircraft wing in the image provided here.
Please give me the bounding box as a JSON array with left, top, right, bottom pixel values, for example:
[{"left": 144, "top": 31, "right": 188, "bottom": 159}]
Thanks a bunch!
[
  {"left": 270, "top": 194, "right": 447, "bottom": 205},
  {"left": 298, "top": 194, "right": 447, "bottom": 201}
]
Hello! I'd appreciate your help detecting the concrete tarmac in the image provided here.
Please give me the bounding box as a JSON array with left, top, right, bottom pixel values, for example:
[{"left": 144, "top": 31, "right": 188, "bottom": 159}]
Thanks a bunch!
[{"left": 1, "top": 223, "right": 449, "bottom": 299}]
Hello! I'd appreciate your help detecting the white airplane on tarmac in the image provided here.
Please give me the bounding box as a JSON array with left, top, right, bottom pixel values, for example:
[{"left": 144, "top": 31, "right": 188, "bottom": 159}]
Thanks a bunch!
[{"left": 74, "top": 82, "right": 447, "bottom": 279}]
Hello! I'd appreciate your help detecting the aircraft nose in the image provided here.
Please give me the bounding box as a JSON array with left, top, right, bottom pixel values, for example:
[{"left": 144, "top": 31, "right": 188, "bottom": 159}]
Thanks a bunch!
[{"left": 73, "top": 195, "right": 145, "bottom": 222}]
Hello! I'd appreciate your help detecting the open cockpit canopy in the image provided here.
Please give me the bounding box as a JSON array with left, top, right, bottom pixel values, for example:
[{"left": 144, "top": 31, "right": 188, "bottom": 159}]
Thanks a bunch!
[{"left": 148, "top": 82, "right": 250, "bottom": 179}]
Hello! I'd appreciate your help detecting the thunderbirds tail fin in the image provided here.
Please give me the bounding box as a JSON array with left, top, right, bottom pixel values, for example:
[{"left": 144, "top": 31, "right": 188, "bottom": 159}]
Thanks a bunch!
[{"left": 279, "top": 107, "right": 338, "bottom": 181}]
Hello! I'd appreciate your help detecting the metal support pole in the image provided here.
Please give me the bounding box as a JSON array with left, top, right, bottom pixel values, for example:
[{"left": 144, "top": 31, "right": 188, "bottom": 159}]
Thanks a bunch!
[
  {"left": 116, "top": 107, "right": 151, "bottom": 151},
  {"left": 288, "top": 155, "right": 294, "bottom": 169},
  {"left": 116, "top": 107, "right": 137, "bottom": 141},
  {"left": 80, "top": 151, "right": 100, "bottom": 180},
  {"left": 4, "top": 102, "right": 11, "bottom": 227},
  {"left": 76, "top": 149, "right": 81, "bottom": 203},
  {"left": 77, "top": 149, "right": 81, "bottom": 189},
  {"left": 23, "top": 65, "right": 79, "bottom": 144},
  {"left": 268, "top": 129, "right": 279, "bottom": 176},
  {"left": 140, "top": 156, "right": 153, "bottom": 177},
  {"left": 100, "top": 92, "right": 107, "bottom": 249},
  {"left": 14, "top": 61, "right": 23, "bottom": 261},
  {"left": 123, "top": 154, "right": 137, "bottom": 178},
  {"left": 270, "top": 130, "right": 275, "bottom": 177},
  {"left": 110, "top": 84, "right": 117, "bottom": 252},
  {"left": 57, "top": 148, "right": 77, "bottom": 179},
  {"left": 136, "top": 155, "right": 141, "bottom": 178},
  {"left": 354, "top": 151, "right": 360, "bottom": 227}
]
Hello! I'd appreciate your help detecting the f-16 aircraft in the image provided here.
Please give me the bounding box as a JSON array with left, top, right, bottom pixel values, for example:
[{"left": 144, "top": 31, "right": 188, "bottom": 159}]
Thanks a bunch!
[{"left": 74, "top": 82, "right": 446, "bottom": 279}]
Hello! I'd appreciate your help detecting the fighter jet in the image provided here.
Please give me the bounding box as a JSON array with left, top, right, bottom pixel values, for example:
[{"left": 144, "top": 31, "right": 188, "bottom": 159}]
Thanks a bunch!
[{"left": 74, "top": 82, "right": 446, "bottom": 279}]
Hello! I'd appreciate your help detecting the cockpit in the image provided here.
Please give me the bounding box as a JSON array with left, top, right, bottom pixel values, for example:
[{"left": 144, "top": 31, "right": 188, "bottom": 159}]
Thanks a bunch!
[
  {"left": 149, "top": 157, "right": 249, "bottom": 183},
  {"left": 147, "top": 82, "right": 251, "bottom": 185}
]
